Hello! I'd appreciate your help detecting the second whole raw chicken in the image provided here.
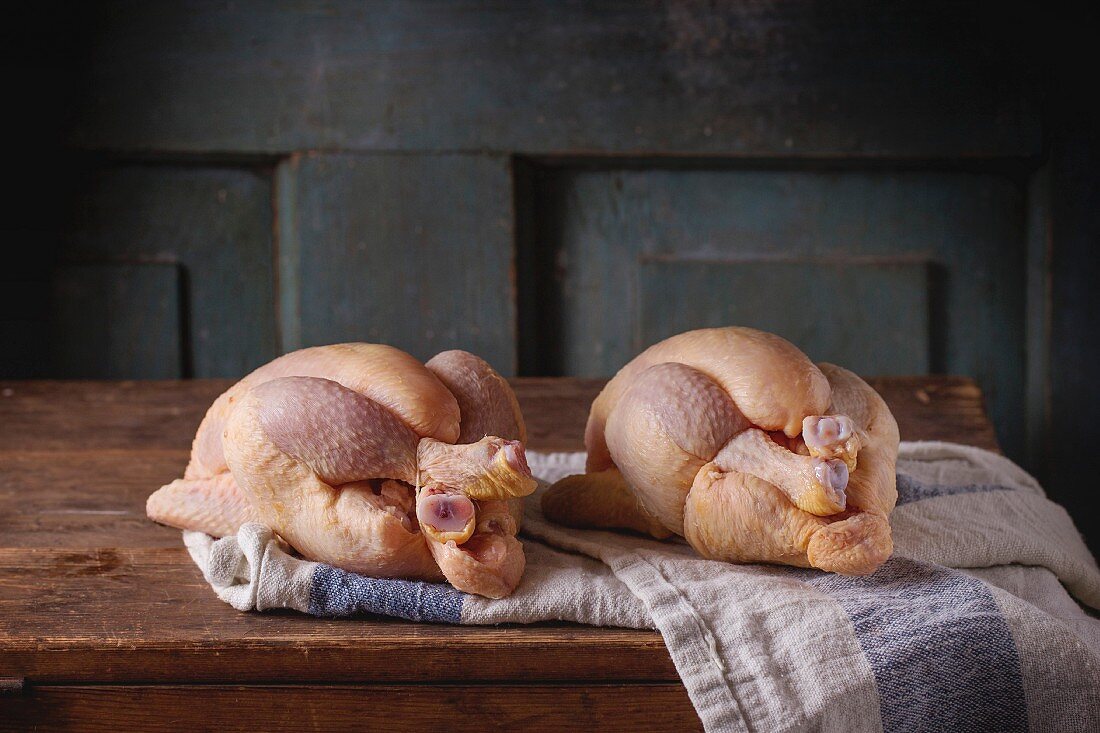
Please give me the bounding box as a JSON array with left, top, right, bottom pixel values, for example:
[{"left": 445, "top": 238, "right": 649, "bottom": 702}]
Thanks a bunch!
[{"left": 542, "top": 327, "right": 900, "bottom": 576}]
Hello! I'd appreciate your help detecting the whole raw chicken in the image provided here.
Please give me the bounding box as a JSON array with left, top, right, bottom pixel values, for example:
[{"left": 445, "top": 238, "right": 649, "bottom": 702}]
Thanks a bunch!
[
  {"left": 542, "top": 327, "right": 899, "bottom": 575},
  {"left": 147, "top": 343, "right": 536, "bottom": 598}
]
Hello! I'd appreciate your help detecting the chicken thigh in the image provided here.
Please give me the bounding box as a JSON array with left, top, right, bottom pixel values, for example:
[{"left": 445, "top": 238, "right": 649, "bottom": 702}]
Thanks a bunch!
[
  {"left": 147, "top": 343, "right": 535, "bottom": 598},
  {"left": 542, "top": 327, "right": 899, "bottom": 575}
]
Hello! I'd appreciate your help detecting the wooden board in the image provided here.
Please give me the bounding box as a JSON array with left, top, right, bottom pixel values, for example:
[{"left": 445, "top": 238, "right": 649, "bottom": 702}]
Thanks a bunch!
[
  {"left": 67, "top": 1, "right": 1040, "bottom": 157},
  {"left": 0, "top": 543, "right": 678, "bottom": 684},
  {"left": 0, "top": 376, "right": 997, "bottom": 456},
  {"left": 277, "top": 153, "right": 517, "bottom": 372},
  {"left": 59, "top": 165, "right": 277, "bottom": 378},
  {"left": 0, "top": 684, "right": 701, "bottom": 733},
  {"left": 0, "top": 377, "right": 999, "bottom": 729},
  {"left": 51, "top": 263, "right": 183, "bottom": 379},
  {"left": 0, "top": 381, "right": 229, "bottom": 453}
]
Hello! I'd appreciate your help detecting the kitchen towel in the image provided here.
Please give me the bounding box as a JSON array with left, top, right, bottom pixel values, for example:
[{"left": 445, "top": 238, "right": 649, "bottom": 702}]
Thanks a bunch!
[{"left": 184, "top": 442, "right": 1100, "bottom": 733}]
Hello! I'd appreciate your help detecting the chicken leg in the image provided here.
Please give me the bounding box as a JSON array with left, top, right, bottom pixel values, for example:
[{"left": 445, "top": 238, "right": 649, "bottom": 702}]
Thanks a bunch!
[
  {"left": 419, "top": 350, "right": 530, "bottom": 598},
  {"left": 685, "top": 363, "right": 897, "bottom": 573}
]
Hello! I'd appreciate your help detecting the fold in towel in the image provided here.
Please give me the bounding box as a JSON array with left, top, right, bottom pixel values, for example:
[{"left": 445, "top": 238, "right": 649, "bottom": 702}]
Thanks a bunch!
[{"left": 184, "top": 442, "right": 1100, "bottom": 733}]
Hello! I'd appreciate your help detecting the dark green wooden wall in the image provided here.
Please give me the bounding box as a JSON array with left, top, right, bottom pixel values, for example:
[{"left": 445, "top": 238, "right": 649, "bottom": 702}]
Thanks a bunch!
[
  {"left": 520, "top": 167, "right": 1029, "bottom": 454},
  {"left": 7, "top": 2, "right": 1098, "bottom": 545}
]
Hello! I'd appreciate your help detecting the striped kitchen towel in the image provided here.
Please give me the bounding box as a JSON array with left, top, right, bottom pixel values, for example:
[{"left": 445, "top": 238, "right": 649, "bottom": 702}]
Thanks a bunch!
[{"left": 184, "top": 442, "right": 1100, "bottom": 733}]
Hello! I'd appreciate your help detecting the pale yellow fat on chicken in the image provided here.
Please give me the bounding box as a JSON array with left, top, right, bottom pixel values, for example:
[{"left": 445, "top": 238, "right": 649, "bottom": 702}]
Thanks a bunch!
[
  {"left": 544, "top": 327, "right": 899, "bottom": 576},
  {"left": 147, "top": 344, "right": 532, "bottom": 599}
]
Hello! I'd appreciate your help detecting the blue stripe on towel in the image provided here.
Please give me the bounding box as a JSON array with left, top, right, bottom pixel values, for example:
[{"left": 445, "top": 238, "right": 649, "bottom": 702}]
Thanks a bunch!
[
  {"left": 308, "top": 565, "right": 464, "bottom": 623},
  {"left": 895, "top": 473, "right": 1013, "bottom": 505},
  {"left": 806, "top": 558, "right": 1027, "bottom": 733}
]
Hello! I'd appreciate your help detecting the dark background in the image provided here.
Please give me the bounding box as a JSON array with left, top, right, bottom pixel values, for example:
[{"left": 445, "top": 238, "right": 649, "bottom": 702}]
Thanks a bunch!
[{"left": 2, "top": 2, "right": 1096, "bottom": 551}]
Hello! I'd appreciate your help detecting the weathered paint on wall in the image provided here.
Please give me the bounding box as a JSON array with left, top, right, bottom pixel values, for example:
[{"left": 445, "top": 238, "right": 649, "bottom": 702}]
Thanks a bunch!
[
  {"left": 52, "top": 263, "right": 183, "bottom": 379},
  {"left": 59, "top": 165, "right": 278, "bottom": 378},
  {"left": 277, "top": 153, "right": 516, "bottom": 372},
  {"left": 70, "top": 1, "right": 1040, "bottom": 158},
  {"left": 529, "top": 167, "right": 1025, "bottom": 455},
  {"left": 637, "top": 259, "right": 932, "bottom": 375}
]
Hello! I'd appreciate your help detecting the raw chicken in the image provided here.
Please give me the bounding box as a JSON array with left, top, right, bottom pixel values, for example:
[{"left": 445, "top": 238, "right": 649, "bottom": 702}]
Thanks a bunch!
[
  {"left": 147, "top": 343, "right": 535, "bottom": 598},
  {"left": 542, "top": 327, "right": 899, "bottom": 575}
]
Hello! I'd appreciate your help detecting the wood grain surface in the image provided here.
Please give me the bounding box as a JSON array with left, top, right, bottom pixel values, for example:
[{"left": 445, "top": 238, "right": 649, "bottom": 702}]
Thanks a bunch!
[
  {"left": 0, "top": 376, "right": 998, "bottom": 728},
  {"left": 0, "top": 684, "right": 701, "bottom": 733}
]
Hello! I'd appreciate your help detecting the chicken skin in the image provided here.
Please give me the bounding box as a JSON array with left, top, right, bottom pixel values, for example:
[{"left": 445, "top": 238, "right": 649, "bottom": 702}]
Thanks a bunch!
[
  {"left": 148, "top": 343, "right": 534, "bottom": 598},
  {"left": 542, "top": 327, "right": 899, "bottom": 575}
]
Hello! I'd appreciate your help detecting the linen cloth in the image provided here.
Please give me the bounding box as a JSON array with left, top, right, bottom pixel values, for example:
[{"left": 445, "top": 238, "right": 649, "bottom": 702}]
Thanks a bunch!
[{"left": 184, "top": 442, "right": 1100, "bottom": 732}]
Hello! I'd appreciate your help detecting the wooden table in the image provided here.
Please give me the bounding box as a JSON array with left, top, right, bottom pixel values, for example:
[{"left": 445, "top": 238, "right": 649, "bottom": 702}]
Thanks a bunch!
[{"left": 0, "top": 377, "right": 998, "bottom": 731}]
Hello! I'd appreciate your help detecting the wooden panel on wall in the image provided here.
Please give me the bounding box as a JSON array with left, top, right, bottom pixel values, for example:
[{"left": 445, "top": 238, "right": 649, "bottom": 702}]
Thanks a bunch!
[
  {"left": 60, "top": 165, "right": 277, "bottom": 378},
  {"left": 638, "top": 259, "right": 930, "bottom": 376},
  {"left": 51, "top": 263, "right": 182, "bottom": 379},
  {"left": 277, "top": 153, "right": 516, "bottom": 374},
  {"left": 525, "top": 167, "right": 1026, "bottom": 456},
  {"left": 68, "top": 1, "right": 1040, "bottom": 158}
]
